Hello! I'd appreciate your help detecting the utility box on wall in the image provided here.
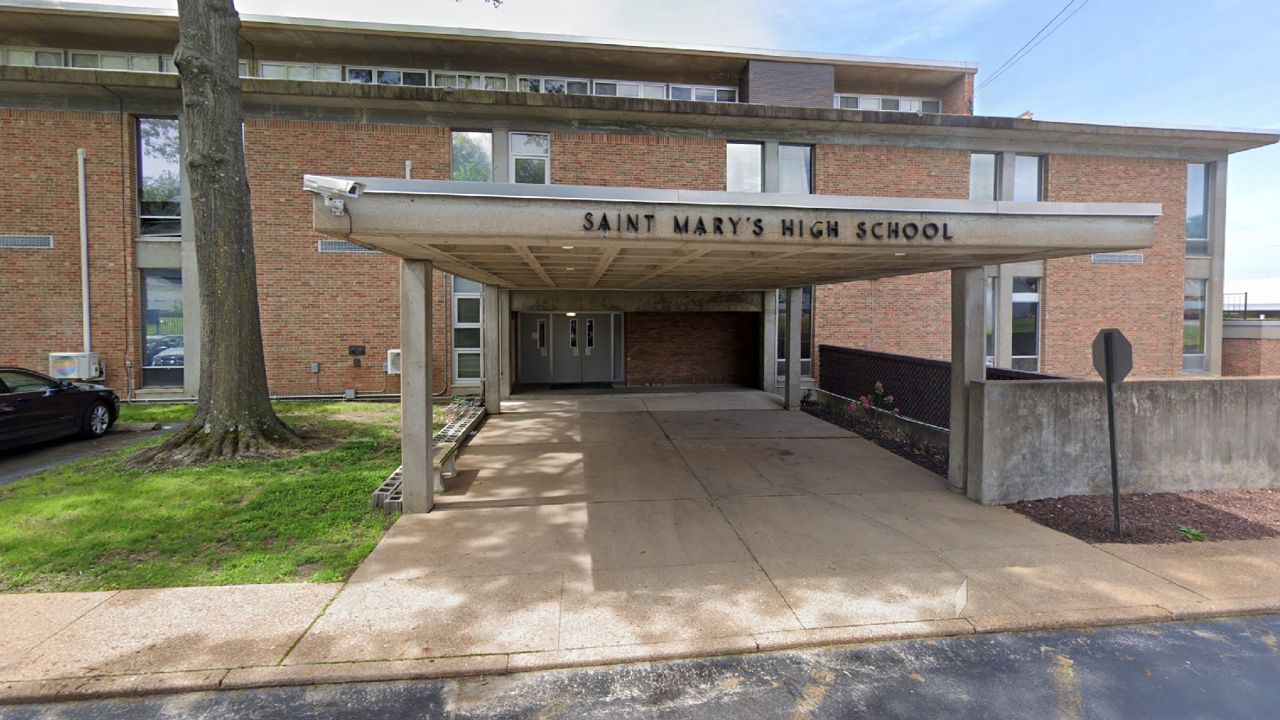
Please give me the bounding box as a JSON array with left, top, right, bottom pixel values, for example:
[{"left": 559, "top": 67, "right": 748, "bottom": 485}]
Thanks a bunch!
[{"left": 49, "top": 352, "right": 101, "bottom": 381}]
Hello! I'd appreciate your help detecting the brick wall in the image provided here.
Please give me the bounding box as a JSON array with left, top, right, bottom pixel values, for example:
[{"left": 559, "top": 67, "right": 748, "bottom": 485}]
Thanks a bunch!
[
  {"left": 244, "top": 119, "right": 451, "bottom": 395},
  {"left": 1223, "top": 337, "right": 1280, "bottom": 376},
  {"left": 1040, "top": 155, "right": 1185, "bottom": 378},
  {"left": 0, "top": 109, "right": 133, "bottom": 389},
  {"left": 811, "top": 144, "right": 970, "bottom": 376},
  {"left": 625, "top": 312, "right": 759, "bottom": 386},
  {"left": 551, "top": 132, "right": 725, "bottom": 190},
  {"left": 744, "top": 60, "right": 835, "bottom": 108},
  {"left": 942, "top": 74, "right": 974, "bottom": 115}
]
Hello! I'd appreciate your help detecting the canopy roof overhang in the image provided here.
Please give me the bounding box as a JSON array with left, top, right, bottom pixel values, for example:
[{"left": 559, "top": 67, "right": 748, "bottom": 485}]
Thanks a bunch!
[{"left": 307, "top": 177, "right": 1161, "bottom": 291}]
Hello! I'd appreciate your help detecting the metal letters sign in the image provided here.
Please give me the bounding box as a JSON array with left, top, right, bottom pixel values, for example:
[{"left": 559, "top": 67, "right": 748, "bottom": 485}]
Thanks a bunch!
[{"left": 1092, "top": 328, "right": 1132, "bottom": 535}]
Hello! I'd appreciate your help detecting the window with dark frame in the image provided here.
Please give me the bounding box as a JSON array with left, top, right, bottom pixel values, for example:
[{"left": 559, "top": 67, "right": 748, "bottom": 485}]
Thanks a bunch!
[
  {"left": 726, "top": 142, "right": 764, "bottom": 193},
  {"left": 137, "top": 117, "right": 182, "bottom": 237}
]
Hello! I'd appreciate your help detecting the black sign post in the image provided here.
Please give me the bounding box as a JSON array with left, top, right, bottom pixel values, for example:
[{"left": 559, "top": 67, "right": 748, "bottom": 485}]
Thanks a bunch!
[{"left": 1092, "top": 329, "right": 1133, "bottom": 536}]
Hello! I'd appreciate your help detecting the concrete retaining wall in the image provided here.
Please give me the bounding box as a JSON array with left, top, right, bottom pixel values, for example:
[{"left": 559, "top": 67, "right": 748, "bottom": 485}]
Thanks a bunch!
[{"left": 965, "top": 377, "right": 1280, "bottom": 504}]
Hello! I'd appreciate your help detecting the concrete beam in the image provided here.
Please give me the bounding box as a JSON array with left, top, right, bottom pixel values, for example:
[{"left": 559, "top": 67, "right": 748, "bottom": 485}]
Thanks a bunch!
[
  {"left": 761, "top": 289, "right": 778, "bottom": 392},
  {"left": 949, "top": 267, "right": 984, "bottom": 493},
  {"left": 784, "top": 286, "right": 803, "bottom": 410},
  {"left": 400, "top": 259, "right": 434, "bottom": 513},
  {"left": 483, "top": 283, "right": 502, "bottom": 414}
]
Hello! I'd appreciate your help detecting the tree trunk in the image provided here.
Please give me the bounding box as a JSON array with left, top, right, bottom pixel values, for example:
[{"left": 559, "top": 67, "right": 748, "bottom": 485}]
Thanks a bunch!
[{"left": 142, "top": 0, "right": 299, "bottom": 464}]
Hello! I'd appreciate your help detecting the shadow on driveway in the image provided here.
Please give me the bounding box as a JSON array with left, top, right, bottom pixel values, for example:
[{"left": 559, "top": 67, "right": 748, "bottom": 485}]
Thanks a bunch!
[{"left": 0, "top": 429, "right": 171, "bottom": 487}]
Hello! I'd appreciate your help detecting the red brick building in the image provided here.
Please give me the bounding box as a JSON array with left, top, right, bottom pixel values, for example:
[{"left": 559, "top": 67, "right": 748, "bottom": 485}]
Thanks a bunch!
[{"left": 1, "top": 1, "right": 1275, "bottom": 403}]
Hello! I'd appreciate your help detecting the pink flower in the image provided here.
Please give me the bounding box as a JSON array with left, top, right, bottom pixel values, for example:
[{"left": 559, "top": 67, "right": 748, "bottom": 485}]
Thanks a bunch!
[
  {"left": 885, "top": 395, "right": 894, "bottom": 404},
  {"left": 894, "top": 408, "right": 902, "bottom": 415},
  {"left": 861, "top": 398, "right": 872, "bottom": 410}
]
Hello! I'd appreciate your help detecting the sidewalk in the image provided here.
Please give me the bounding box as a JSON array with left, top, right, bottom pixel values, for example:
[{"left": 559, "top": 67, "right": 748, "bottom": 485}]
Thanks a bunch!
[{"left": 4, "top": 391, "right": 1280, "bottom": 704}]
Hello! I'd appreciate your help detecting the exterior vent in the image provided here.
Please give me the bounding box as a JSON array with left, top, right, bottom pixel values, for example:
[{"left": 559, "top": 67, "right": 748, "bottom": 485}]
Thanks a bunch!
[
  {"left": 1091, "top": 252, "right": 1144, "bottom": 265},
  {"left": 386, "top": 349, "right": 402, "bottom": 375},
  {"left": 0, "top": 234, "right": 53, "bottom": 249},
  {"left": 317, "top": 239, "right": 377, "bottom": 254}
]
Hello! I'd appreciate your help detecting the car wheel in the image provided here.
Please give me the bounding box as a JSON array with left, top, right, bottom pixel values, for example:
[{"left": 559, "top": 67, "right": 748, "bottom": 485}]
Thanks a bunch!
[{"left": 81, "top": 401, "right": 113, "bottom": 438}]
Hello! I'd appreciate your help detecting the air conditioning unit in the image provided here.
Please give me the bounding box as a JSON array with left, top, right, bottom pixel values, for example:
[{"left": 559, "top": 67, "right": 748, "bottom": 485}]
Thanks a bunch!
[
  {"left": 49, "top": 352, "right": 101, "bottom": 381},
  {"left": 386, "top": 349, "right": 401, "bottom": 375}
]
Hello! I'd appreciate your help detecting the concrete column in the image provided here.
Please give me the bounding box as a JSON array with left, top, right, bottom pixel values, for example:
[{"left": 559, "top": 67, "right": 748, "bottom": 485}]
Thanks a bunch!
[
  {"left": 483, "top": 283, "right": 502, "bottom": 414},
  {"left": 763, "top": 141, "right": 780, "bottom": 193},
  {"left": 761, "top": 289, "right": 778, "bottom": 392},
  {"left": 400, "top": 259, "right": 434, "bottom": 513},
  {"left": 996, "top": 272, "right": 1013, "bottom": 367},
  {"left": 949, "top": 268, "right": 984, "bottom": 492},
  {"left": 498, "top": 288, "right": 513, "bottom": 398},
  {"left": 784, "top": 286, "right": 803, "bottom": 410},
  {"left": 998, "top": 151, "right": 1017, "bottom": 201},
  {"left": 1206, "top": 156, "right": 1229, "bottom": 376}
]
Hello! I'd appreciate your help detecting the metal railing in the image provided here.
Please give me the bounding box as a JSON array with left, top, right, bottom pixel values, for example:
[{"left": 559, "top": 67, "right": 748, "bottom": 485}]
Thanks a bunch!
[
  {"left": 817, "top": 345, "right": 1062, "bottom": 430},
  {"left": 1223, "top": 292, "right": 1249, "bottom": 320}
]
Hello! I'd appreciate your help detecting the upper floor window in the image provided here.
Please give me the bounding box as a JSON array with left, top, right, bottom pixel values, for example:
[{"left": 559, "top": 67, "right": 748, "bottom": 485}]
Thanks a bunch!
[
  {"left": 670, "top": 85, "right": 737, "bottom": 103},
  {"left": 510, "top": 132, "right": 550, "bottom": 184},
  {"left": 726, "top": 142, "right": 763, "bottom": 193},
  {"left": 778, "top": 144, "right": 813, "bottom": 194},
  {"left": 593, "top": 80, "right": 666, "bottom": 99},
  {"left": 345, "top": 66, "right": 428, "bottom": 86},
  {"left": 969, "top": 152, "right": 999, "bottom": 202},
  {"left": 518, "top": 76, "right": 590, "bottom": 95},
  {"left": 452, "top": 131, "right": 493, "bottom": 182},
  {"left": 1, "top": 46, "right": 65, "bottom": 67},
  {"left": 70, "top": 50, "right": 161, "bottom": 72},
  {"left": 137, "top": 117, "right": 182, "bottom": 237},
  {"left": 435, "top": 71, "right": 507, "bottom": 91},
  {"left": 835, "top": 94, "right": 941, "bottom": 113},
  {"left": 1186, "top": 163, "right": 1210, "bottom": 255},
  {"left": 1012, "top": 155, "right": 1044, "bottom": 202},
  {"left": 259, "top": 61, "right": 342, "bottom": 82}
]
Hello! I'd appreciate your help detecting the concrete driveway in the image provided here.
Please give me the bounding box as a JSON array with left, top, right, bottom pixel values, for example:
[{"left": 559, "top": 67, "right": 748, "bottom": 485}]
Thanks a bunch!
[{"left": 297, "top": 389, "right": 1201, "bottom": 665}]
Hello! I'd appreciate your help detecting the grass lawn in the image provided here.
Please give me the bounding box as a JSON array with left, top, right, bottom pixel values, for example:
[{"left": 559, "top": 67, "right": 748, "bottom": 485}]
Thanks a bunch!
[{"left": 0, "top": 400, "right": 439, "bottom": 593}]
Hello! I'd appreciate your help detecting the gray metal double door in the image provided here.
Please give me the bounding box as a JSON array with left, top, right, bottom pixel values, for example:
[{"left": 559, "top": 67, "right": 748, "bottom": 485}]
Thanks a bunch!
[{"left": 518, "top": 312, "right": 614, "bottom": 385}]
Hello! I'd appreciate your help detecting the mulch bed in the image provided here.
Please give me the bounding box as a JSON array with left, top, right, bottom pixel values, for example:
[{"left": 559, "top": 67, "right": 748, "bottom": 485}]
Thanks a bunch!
[
  {"left": 802, "top": 401, "right": 949, "bottom": 478},
  {"left": 1009, "top": 490, "right": 1280, "bottom": 544}
]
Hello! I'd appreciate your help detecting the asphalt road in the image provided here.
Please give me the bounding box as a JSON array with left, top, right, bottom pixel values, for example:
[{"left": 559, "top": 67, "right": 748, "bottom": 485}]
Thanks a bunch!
[
  {"left": 4, "top": 614, "right": 1279, "bottom": 719},
  {"left": 0, "top": 429, "right": 168, "bottom": 486}
]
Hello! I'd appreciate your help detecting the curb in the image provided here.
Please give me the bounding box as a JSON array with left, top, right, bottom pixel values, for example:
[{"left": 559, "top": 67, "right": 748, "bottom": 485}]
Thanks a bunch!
[{"left": 4, "top": 600, "right": 1279, "bottom": 706}]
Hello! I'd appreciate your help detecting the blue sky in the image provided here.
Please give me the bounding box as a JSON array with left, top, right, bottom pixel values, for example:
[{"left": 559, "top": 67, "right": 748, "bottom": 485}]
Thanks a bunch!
[{"left": 126, "top": 0, "right": 1280, "bottom": 282}]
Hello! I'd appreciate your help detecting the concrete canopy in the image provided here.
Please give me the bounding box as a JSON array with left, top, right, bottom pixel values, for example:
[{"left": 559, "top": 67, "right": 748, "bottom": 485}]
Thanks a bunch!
[{"left": 306, "top": 177, "right": 1160, "bottom": 291}]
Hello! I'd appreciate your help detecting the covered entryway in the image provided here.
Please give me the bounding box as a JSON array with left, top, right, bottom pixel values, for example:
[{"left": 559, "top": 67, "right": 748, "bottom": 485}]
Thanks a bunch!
[{"left": 305, "top": 177, "right": 1160, "bottom": 512}]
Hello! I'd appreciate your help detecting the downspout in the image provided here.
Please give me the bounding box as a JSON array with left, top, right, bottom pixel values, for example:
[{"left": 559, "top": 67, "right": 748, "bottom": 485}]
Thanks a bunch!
[{"left": 77, "top": 148, "right": 91, "bottom": 354}]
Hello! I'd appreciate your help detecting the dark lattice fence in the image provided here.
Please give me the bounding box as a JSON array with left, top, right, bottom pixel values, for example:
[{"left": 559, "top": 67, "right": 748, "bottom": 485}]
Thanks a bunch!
[{"left": 817, "top": 345, "right": 1062, "bottom": 429}]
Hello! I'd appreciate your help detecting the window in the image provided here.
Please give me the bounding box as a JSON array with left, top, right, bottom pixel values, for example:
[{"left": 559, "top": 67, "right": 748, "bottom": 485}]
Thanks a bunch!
[
  {"left": 726, "top": 142, "right": 763, "bottom": 193},
  {"left": 434, "top": 71, "right": 507, "bottom": 90},
  {"left": 141, "top": 268, "right": 184, "bottom": 387},
  {"left": 669, "top": 85, "right": 736, "bottom": 102},
  {"left": 985, "top": 277, "right": 998, "bottom": 367},
  {"left": 777, "top": 287, "right": 814, "bottom": 377},
  {"left": 70, "top": 51, "right": 164, "bottom": 72},
  {"left": 452, "top": 275, "right": 484, "bottom": 383},
  {"left": 1012, "top": 155, "right": 1044, "bottom": 202},
  {"left": 137, "top": 117, "right": 182, "bottom": 237},
  {"left": 259, "top": 62, "right": 342, "bottom": 82},
  {"left": 452, "top": 131, "right": 493, "bottom": 182},
  {"left": 1010, "top": 277, "right": 1041, "bottom": 371},
  {"left": 0, "top": 369, "right": 59, "bottom": 394},
  {"left": 1183, "top": 278, "right": 1207, "bottom": 371},
  {"left": 834, "top": 94, "right": 941, "bottom": 113},
  {"left": 517, "top": 76, "right": 590, "bottom": 95},
  {"left": 1186, "top": 163, "right": 1210, "bottom": 256},
  {"left": 344, "top": 66, "right": 429, "bottom": 86},
  {"left": 778, "top": 144, "right": 813, "bottom": 194},
  {"left": 593, "top": 80, "right": 666, "bottom": 99},
  {"left": 969, "top": 152, "right": 999, "bottom": 202},
  {"left": 1, "top": 47, "right": 65, "bottom": 66},
  {"left": 509, "top": 132, "right": 550, "bottom": 184}
]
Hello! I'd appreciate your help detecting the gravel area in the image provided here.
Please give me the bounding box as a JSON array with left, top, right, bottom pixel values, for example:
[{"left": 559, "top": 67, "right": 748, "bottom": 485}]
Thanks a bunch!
[
  {"left": 802, "top": 401, "right": 949, "bottom": 479},
  {"left": 1009, "top": 490, "right": 1280, "bottom": 544}
]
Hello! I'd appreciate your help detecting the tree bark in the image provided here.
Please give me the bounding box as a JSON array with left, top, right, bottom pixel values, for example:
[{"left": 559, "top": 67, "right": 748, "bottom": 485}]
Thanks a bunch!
[{"left": 141, "top": 0, "right": 298, "bottom": 464}]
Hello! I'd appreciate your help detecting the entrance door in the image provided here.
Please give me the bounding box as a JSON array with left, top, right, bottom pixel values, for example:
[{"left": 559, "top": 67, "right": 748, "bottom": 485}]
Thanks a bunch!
[
  {"left": 517, "top": 313, "right": 552, "bottom": 384},
  {"left": 580, "top": 314, "right": 613, "bottom": 382},
  {"left": 550, "top": 313, "right": 583, "bottom": 384}
]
